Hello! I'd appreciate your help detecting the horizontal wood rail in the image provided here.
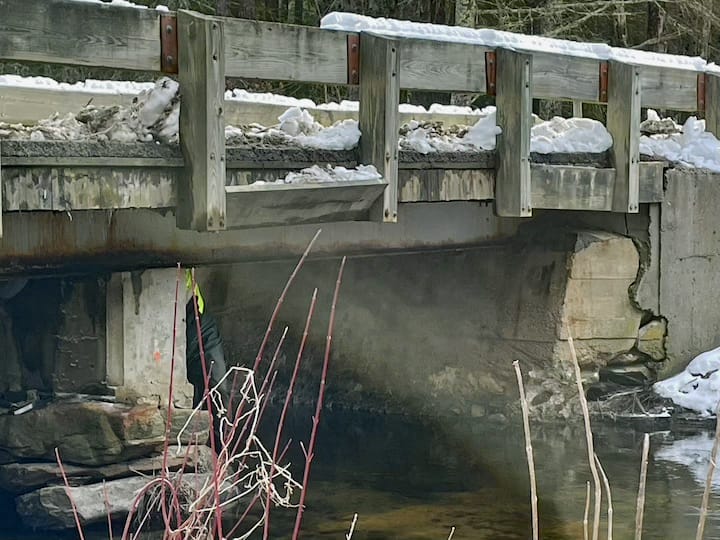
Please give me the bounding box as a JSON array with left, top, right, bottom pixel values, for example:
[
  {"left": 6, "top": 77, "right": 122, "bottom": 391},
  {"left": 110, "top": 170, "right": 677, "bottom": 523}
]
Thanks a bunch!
[{"left": 0, "top": 0, "right": 714, "bottom": 224}]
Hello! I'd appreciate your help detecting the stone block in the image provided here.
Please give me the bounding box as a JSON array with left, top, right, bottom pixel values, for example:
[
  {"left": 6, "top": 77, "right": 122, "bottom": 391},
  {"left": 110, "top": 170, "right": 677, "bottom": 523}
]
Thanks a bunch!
[
  {"left": 553, "top": 338, "right": 636, "bottom": 368},
  {"left": 570, "top": 232, "right": 639, "bottom": 280},
  {"left": 638, "top": 319, "right": 666, "bottom": 360},
  {"left": 0, "top": 401, "right": 208, "bottom": 466},
  {"left": 0, "top": 445, "right": 212, "bottom": 494}
]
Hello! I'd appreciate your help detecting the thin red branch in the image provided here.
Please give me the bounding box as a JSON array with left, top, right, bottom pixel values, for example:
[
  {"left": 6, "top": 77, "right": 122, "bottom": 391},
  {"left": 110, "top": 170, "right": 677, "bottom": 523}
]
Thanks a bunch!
[
  {"left": 102, "top": 481, "right": 114, "bottom": 540},
  {"left": 264, "top": 288, "right": 318, "bottom": 540},
  {"left": 55, "top": 448, "right": 86, "bottom": 540},
  {"left": 292, "top": 257, "right": 347, "bottom": 539},
  {"left": 189, "top": 268, "right": 223, "bottom": 539}
]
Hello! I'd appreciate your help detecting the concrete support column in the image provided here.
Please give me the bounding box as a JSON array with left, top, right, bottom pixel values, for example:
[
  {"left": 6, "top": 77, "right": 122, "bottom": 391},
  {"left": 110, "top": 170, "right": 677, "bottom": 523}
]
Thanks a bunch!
[{"left": 106, "top": 268, "right": 193, "bottom": 408}]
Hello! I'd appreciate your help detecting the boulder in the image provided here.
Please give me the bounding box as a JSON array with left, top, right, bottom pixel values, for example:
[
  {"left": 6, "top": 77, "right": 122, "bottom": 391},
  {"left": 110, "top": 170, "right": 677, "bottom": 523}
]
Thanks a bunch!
[
  {"left": 0, "top": 444, "right": 213, "bottom": 494},
  {"left": 16, "top": 473, "right": 221, "bottom": 530},
  {"left": 0, "top": 400, "right": 209, "bottom": 466},
  {"left": 638, "top": 320, "right": 666, "bottom": 361}
]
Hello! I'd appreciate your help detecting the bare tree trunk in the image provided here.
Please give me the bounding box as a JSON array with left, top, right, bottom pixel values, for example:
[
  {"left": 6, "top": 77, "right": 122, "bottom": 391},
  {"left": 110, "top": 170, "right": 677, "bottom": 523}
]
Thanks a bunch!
[
  {"left": 455, "top": 0, "right": 476, "bottom": 27},
  {"left": 614, "top": 0, "right": 628, "bottom": 46},
  {"left": 293, "top": 0, "right": 303, "bottom": 24},
  {"left": 215, "top": 0, "right": 229, "bottom": 16},
  {"left": 700, "top": 13, "right": 712, "bottom": 58},
  {"left": 237, "top": 0, "right": 257, "bottom": 19},
  {"left": 647, "top": 1, "right": 667, "bottom": 53}
]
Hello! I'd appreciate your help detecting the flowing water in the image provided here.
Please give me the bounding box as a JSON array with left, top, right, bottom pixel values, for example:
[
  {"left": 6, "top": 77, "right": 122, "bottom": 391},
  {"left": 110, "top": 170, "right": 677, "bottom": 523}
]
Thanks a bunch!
[{"left": 3, "top": 410, "right": 720, "bottom": 539}]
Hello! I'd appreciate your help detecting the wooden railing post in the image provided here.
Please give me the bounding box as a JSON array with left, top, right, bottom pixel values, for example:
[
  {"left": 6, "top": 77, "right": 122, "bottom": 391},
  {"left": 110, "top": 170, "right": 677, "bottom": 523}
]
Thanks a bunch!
[
  {"left": 495, "top": 48, "right": 533, "bottom": 217},
  {"left": 176, "top": 10, "right": 227, "bottom": 232},
  {"left": 607, "top": 61, "right": 641, "bottom": 214},
  {"left": 359, "top": 32, "right": 400, "bottom": 223},
  {"left": 705, "top": 73, "right": 720, "bottom": 139}
]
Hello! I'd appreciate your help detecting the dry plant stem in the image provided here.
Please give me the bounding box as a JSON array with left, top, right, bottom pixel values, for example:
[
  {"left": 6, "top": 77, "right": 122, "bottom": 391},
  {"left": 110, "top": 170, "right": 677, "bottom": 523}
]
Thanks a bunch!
[
  {"left": 102, "top": 481, "right": 114, "bottom": 540},
  {"left": 160, "top": 264, "right": 182, "bottom": 534},
  {"left": 584, "top": 481, "right": 591, "bottom": 540},
  {"left": 696, "top": 405, "right": 720, "bottom": 540},
  {"left": 634, "top": 433, "right": 650, "bottom": 540},
  {"left": 189, "top": 269, "right": 223, "bottom": 539},
  {"left": 594, "top": 453, "right": 613, "bottom": 540},
  {"left": 55, "top": 448, "right": 86, "bottom": 540},
  {"left": 447, "top": 526, "right": 456, "bottom": 540},
  {"left": 228, "top": 228, "right": 321, "bottom": 410},
  {"left": 264, "top": 289, "right": 319, "bottom": 540},
  {"left": 568, "top": 331, "right": 602, "bottom": 540},
  {"left": 292, "top": 256, "right": 347, "bottom": 539},
  {"left": 513, "top": 360, "right": 539, "bottom": 540},
  {"left": 121, "top": 478, "right": 181, "bottom": 540},
  {"left": 346, "top": 513, "right": 358, "bottom": 539}
]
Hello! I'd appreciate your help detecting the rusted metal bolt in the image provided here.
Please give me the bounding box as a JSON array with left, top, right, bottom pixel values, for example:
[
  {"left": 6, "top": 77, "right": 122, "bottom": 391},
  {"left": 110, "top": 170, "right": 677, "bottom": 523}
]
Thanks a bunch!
[
  {"left": 166, "top": 55, "right": 174, "bottom": 65},
  {"left": 166, "top": 25, "right": 173, "bottom": 34}
]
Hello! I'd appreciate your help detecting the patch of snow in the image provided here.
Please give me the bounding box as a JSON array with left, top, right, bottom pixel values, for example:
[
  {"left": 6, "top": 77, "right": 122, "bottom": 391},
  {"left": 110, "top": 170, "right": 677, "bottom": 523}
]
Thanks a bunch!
[
  {"left": 398, "top": 106, "right": 500, "bottom": 153},
  {"left": 321, "top": 12, "right": 708, "bottom": 72},
  {"left": 655, "top": 433, "right": 720, "bottom": 491},
  {"left": 0, "top": 75, "right": 154, "bottom": 95},
  {"left": 531, "top": 117, "right": 613, "bottom": 154},
  {"left": 247, "top": 164, "right": 382, "bottom": 187},
  {"left": 654, "top": 345, "right": 720, "bottom": 415},
  {"left": 225, "top": 89, "right": 317, "bottom": 109},
  {"left": 67, "top": 0, "right": 145, "bottom": 9},
  {"left": 640, "top": 111, "right": 720, "bottom": 173}
]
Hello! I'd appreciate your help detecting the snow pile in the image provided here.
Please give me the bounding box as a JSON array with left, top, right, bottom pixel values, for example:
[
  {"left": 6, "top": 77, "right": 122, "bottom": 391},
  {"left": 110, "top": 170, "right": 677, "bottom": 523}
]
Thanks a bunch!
[
  {"left": 247, "top": 164, "right": 382, "bottom": 187},
  {"left": 640, "top": 110, "right": 720, "bottom": 173},
  {"left": 0, "top": 77, "right": 179, "bottom": 143},
  {"left": 654, "top": 345, "right": 720, "bottom": 416},
  {"left": 225, "top": 88, "right": 317, "bottom": 109},
  {"left": 655, "top": 433, "right": 720, "bottom": 491},
  {"left": 399, "top": 106, "right": 501, "bottom": 153},
  {"left": 225, "top": 107, "right": 360, "bottom": 150},
  {"left": 321, "top": 12, "right": 708, "bottom": 72},
  {"left": 531, "top": 116, "right": 613, "bottom": 154}
]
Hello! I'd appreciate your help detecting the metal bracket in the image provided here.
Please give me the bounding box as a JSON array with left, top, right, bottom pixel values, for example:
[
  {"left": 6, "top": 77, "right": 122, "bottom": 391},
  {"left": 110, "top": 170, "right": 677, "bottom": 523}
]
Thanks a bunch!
[
  {"left": 485, "top": 51, "right": 496, "bottom": 96},
  {"left": 698, "top": 73, "right": 707, "bottom": 112},
  {"left": 160, "top": 14, "right": 179, "bottom": 74},
  {"left": 347, "top": 34, "right": 360, "bottom": 85},
  {"left": 599, "top": 61, "right": 609, "bottom": 103}
]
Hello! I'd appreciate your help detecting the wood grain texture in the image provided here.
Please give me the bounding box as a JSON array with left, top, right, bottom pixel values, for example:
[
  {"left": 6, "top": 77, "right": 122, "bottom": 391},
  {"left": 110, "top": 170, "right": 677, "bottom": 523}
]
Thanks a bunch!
[
  {"left": 705, "top": 74, "right": 720, "bottom": 139},
  {"left": 0, "top": 0, "right": 160, "bottom": 71},
  {"left": 532, "top": 53, "right": 599, "bottom": 101},
  {"left": 359, "top": 33, "right": 400, "bottom": 223},
  {"left": 495, "top": 48, "right": 532, "bottom": 217},
  {"left": 177, "top": 10, "right": 226, "bottom": 231},
  {"left": 641, "top": 66, "right": 697, "bottom": 111},
  {"left": 399, "top": 169, "right": 494, "bottom": 202},
  {"left": 224, "top": 19, "right": 349, "bottom": 83},
  {"left": 398, "top": 38, "right": 488, "bottom": 92},
  {"left": 225, "top": 180, "right": 386, "bottom": 228},
  {"left": 607, "top": 61, "right": 641, "bottom": 213},
  {"left": 531, "top": 161, "right": 663, "bottom": 211}
]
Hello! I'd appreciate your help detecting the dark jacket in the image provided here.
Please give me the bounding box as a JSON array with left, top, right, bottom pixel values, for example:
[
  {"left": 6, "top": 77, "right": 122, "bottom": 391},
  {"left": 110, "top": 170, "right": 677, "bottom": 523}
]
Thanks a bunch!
[{"left": 185, "top": 299, "right": 223, "bottom": 372}]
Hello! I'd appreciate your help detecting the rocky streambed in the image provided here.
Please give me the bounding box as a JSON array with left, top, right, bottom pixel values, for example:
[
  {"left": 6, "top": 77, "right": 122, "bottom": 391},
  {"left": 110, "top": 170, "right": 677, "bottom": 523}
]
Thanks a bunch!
[{"left": 0, "top": 397, "right": 210, "bottom": 530}]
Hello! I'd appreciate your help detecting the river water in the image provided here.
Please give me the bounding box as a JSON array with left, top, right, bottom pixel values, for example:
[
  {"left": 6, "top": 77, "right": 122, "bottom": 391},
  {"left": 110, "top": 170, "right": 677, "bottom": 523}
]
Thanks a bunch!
[{"left": 3, "top": 410, "right": 720, "bottom": 539}]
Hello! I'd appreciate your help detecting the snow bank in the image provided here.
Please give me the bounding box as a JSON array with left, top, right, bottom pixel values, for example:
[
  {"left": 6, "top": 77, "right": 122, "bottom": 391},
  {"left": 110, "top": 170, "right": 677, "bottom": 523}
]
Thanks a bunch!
[
  {"left": 321, "top": 12, "right": 708, "bottom": 72},
  {"left": 225, "top": 107, "right": 360, "bottom": 150},
  {"left": 531, "top": 117, "right": 613, "bottom": 154},
  {"left": 67, "top": 0, "right": 169, "bottom": 10},
  {"left": 654, "top": 345, "right": 720, "bottom": 416},
  {"left": 247, "top": 164, "right": 382, "bottom": 187},
  {"left": 640, "top": 110, "right": 720, "bottom": 173},
  {"left": 655, "top": 433, "right": 720, "bottom": 491},
  {"left": 0, "top": 75, "right": 154, "bottom": 95},
  {"left": 398, "top": 106, "right": 500, "bottom": 152}
]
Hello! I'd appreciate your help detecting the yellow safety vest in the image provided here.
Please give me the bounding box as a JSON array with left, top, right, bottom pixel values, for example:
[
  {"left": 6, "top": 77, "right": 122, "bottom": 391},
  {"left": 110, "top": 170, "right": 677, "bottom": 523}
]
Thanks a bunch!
[{"left": 185, "top": 269, "right": 205, "bottom": 315}]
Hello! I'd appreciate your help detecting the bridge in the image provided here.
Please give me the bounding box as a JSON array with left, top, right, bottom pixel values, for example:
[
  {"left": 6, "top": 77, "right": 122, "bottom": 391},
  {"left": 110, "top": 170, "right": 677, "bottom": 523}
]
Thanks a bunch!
[{"left": 0, "top": 0, "right": 718, "bottom": 422}]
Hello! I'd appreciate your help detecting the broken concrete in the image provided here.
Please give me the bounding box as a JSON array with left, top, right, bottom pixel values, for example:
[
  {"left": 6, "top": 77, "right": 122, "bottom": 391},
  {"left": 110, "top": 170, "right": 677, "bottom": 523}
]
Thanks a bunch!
[{"left": 638, "top": 320, "right": 667, "bottom": 361}]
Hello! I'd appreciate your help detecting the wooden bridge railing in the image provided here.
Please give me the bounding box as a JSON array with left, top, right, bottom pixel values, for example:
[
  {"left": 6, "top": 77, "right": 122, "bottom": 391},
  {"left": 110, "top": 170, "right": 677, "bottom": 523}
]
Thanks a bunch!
[{"left": 1, "top": 0, "right": 717, "bottom": 230}]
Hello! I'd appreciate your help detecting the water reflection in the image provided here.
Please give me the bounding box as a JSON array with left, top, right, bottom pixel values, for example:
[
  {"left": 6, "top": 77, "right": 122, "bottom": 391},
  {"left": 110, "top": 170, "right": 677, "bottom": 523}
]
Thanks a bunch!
[{"left": 4, "top": 411, "right": 720, "bottom": 539}]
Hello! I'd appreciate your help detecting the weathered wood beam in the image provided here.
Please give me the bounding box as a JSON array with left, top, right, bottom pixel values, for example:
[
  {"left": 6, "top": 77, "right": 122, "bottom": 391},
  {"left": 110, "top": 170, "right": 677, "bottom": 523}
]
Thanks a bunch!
[
  {"left": 531, "top": 53, "right": 599, "bottom": 102},
  {"left": 359, "top": 32, "right": 400, "bottom": 223},
  {"left": 607, "top": 61, "right": 641, "bottom": 213},
  {"left": 495, "top": 48, "right": 533, "bottom": 217},
  {"left": 640, "top": 66, "right": 697, "bottom": 111},
  {"left": 176, "top": 10, "right": 226, "bottom": 231},
  {"left": 225, "top": 180, "right": 387, "bottom": 229},
  {"left": 0, "top": 0, "right": 161, "bottom": 71},
  {"left": 223, "top": 19, "right": 350, "bottom": 84},
  {"left": 705, "top": 73, "right": 720, "bottom": 139}
]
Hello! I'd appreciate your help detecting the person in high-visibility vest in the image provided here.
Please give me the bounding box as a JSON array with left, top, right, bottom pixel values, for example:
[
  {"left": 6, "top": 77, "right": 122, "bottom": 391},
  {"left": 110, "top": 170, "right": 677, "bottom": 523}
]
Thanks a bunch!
[{"left": 185, "top": 269, "right": 229, "bottom": 452}]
